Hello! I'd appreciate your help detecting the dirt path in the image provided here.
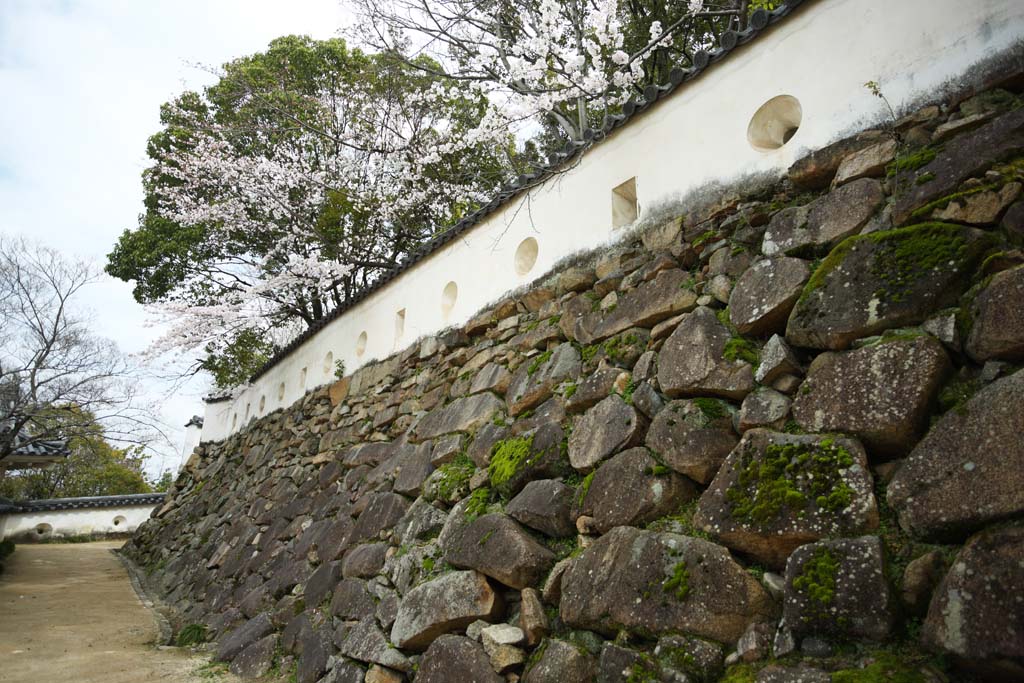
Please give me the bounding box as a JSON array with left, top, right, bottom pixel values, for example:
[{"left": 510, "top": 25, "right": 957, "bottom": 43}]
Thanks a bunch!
[{"left": 0, "top": 541, "right": 242, "bottom": 683}]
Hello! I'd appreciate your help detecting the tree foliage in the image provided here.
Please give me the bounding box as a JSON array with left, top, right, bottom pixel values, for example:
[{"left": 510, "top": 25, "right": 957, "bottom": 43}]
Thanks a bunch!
[
  {"left": 107, "top": 36, "right": 528, "bottom": 385},
  {"left": 0, "top": 412, "right": 155, "bottom": 501}
]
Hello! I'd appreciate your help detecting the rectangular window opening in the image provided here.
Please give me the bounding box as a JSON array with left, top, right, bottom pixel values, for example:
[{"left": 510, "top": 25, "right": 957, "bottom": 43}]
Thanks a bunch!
[
  {"left": 394, "top": 308, "right": 406, "bottom": 348},
  {"left": 612, "top": 177, "right": 639, "bottom": 229}
]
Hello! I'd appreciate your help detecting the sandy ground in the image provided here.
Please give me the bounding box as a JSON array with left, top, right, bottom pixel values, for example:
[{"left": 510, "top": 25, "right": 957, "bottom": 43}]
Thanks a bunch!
[{"left": 0, "top": 541, "right": 244, "bottom": 683}]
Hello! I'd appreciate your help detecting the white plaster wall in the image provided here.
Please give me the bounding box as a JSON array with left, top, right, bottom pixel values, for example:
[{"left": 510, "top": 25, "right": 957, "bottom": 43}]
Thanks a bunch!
[
  {"left": 202, "top": 0, "right": 1024, "bottom": 442},
  {"left": 2, "top": 505, "right": 156, "bottom": 541}
]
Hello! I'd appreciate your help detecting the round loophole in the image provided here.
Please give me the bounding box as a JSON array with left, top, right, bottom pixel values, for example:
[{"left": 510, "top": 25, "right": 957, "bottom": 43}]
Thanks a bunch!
[
  {"left": 356, "top": 331, "right": 368, "bottom": 357},
  {"left": 514, "top": 237, "right": 539, "bottom": 276},
  {"left": 323, "top": 351, "right": 334, "bottom": 375},
  {"left": 35, "top": 523, "right": 52, "bottom": 536},
  {"left": 747, "top": 95, "right": 802, "bottom": 152},
  {"left": 277, "top": 382, "right": 286, "bottom": 401},
  {"left": 441, "top": 281, "right": 458, "bottom": 317},
  {"left": 113, "top": 515, "right": 126, "bottom": 527}
]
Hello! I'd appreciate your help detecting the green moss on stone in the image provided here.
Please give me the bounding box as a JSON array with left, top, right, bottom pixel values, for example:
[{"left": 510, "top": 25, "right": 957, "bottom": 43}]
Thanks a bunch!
[
  {"left": 692, "top": 397, "right": 728, "bottom": 421},
  {"left": 464, "top": 487, "right": 492, "bottom": 520},
  {"left": 866, "top": 223, "right": 981, "bottom": 303},
  {"left": 488, "top": 435, "right": 535, "bottom": 491},
  {"left": 527, "top": 350, "right": 553, "bottom": 376},
  {"left": 831, "top": 651, "right": 929, "bottom": 683},
  {"left": 435, "top": 454, "right": 476, "bottom": 501},
  {"left": 725, "top": 438, "right": 855, "bottom": 523},
  {"left": 723, "top": 337, "right": 759, "bottom": 365},
  {"left": 563, "top": 382, "right": 578, "bottom": 399},
  {"left": 909, "top": 182, "right": 1001, "bottom": 221},
  {"left": 886, "top": 146, "right": 937, "bottom": 177},
  {"left": 662, "top": 560, "right": 691, "bottom": 601},
  {"left": 577, "top": 470, "right": 596, "bottom": 506},
  {"left": 793, "top": 546, "right": 839, "bottom": 606},
  {"left": 581, "top": 344, "right": 600, "bottom": 363},
  {"left": 604, "top": 333, "right": 640, "bottom": 361}
]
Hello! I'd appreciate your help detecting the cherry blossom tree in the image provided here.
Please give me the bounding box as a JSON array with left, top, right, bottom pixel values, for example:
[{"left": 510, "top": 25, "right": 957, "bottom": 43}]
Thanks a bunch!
[
  {"left": 108, "top": 37, "right": 527, "bottom": 387},
  {"left": 347, "top": 0, "right": 750, "bottom": 147}
]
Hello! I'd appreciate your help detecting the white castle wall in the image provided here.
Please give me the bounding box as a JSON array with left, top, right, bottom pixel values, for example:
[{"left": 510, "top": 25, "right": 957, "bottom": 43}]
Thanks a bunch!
[
  {"left": 2, "top": 504, "right": 157, "bottom": 541},
  {"left": 202, "top": 0, "right": 1024, "bottom": 442}
]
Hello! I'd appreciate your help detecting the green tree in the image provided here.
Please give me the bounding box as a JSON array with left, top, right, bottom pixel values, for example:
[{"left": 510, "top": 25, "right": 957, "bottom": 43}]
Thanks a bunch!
[{"left": 0, "top": 415, "right": 153, "bottom": 501}]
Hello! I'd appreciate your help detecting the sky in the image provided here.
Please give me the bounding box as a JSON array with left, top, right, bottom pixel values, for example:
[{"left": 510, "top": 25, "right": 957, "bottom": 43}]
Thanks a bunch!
[{"left": 0, "top": 0, "right": 350, "bottom": 476}]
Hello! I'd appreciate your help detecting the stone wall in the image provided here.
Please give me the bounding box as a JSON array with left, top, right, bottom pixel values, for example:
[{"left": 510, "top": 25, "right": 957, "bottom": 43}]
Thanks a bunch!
[{"left": 126, "top": 80, "right": 1024, "bottom": 683}]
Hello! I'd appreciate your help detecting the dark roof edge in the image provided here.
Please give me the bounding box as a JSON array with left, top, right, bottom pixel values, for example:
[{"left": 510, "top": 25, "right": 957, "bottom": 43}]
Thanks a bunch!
[
  {"left": 247, "top": 0, "right": 808, "bottom": 384},
  {"left": 13, "top": 493, "right": 166, "bottom": 513}
]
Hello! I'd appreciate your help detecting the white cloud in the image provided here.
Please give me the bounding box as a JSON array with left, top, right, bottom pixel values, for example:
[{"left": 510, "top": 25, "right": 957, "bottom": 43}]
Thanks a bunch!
[{"left": 0, "top": 0, "right": 350, "bottom": 476}]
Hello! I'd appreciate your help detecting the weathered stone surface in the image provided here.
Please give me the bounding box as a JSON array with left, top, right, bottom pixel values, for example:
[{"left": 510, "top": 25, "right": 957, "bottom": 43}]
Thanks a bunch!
[
  {"left": 412, "top": 392, "right": 505, "bottom": 441},
  {"left": 597, "top": 644, "right": 650, "bottom": 683},
  {"left": 392, "top": 442, "right": 434, "bottom": 496},
  {"left": 694, "top": 430, "right": 878, "bottom": 567},
  {"left": 565, "top": 365, "right": 624, "bottom": 414},
  {"left": 416, "top": 634, "right": 503, "bottom": 683},
  {"left": 786, "top": 224, "right": 993, "bottom": 350},
  {"left": 583, "top": 447, "right": 697, "bottom": 533},
  {"left": 394, "top": 497, "right": 447, "bottom": 546},
  {"left": 643, "top": 217, "right": 682, "bottom": 251},
  {"left": 755, "top": 335, "right": 802, "bottom": 385},
  {"left": 364, "top": 664, "right": 403, "bottom": 683},
  {"left": 523, "top": 639, "right": 597, "bottom": 683},
  {"left": 763, "top": 179, "right": 884, "bottom": 256},
  {"left": 558, "top": 265, "right": 598, "bottom": 294},
  {"left": 887, "top": 369, "right": 1024, "bottom": 541},
  {"left": 893, "top": 107, "right": 1024, "bottom": 225},
  {"left": 792, "top": 336, "right": 950, "bottom": 457},
  {"left": 470, "top": 363, "right": 512, "bottom": 395},
  {"left": 506, "top": 479, "right": 575, "bottom": 537},
  {"left": 304, "top": 561, "right": 342, "bottom": 607},
  {"left": 575, "top": 269, "right": 698, "bottom": 344},
  {"left": 900, "top": 550, "right": 945, "bottom": 617},
  {"left": 320, "top": 660, "right": 365, "bottom": 683},
  {"left": 965, "top": 266, "right": 1024, "bottom": 362},
  {"left": 481, "top": 624, "right": 526, "bottom": 672},
  {"left": 229, "top": 634, "right": 278, "bottom": 678},
  {"left": 657, "top": 307, "right": 756, "bottom": 400},
  {"left": 756, "top": 665, "right": 831, "bottom": 683},
  {"left": 931, "top": 182, "right": 1021, "bottom": 225},
  {"left": 520, "top": 587, "right": 548, "bottom": 646},
  {"left": 738, "top": 388, "right": 791, "bottom": 432},
  {"left": 833, "top": 138, "right": 897, "bottom": 187},
  {"left": 568, "top": 394, "right": 643, "bottom": 471},
  {"left": 339, "top": 618, "right": 411, "bottom": 672},
  {"left": 645, "top": 399, "right": 737, "bottom": 484},
  {"left": 788, "top": 130, "right": 888, "bottom": 190},
  {"left": 342, "top": 543, "right": 387, "bottom": 579},
  {"left": 216, "top": 612, "right": 275, "bottom": 662},
  {"left": 729, "top": 257, "right": 811, "bottom": 336},
  {"left": 445, "top": 513, "right": 555, "bottom": 589},
  {"left": 507, "top": 343, "right": 581, "bottom": 416},
  {"left": 923, "top": 525, "right": 1024, "bottom": 679},
  {"left": 297, "top": 627, "right": 332, "bottom": 683},
  {"left": 330, "top": 578, "right": 377, "bottom": 621},
  {"left": 390, "top": 570, "right": 501, "bottom": 651},
  {"left": 784, "top": 536, "right": 895, "bottom": 640},
  {"left": 352, "top": 493, "right": 411, "bottom": 543},
  {"left": 560, "top": 526, "right": 774, "bottom": 642}
]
